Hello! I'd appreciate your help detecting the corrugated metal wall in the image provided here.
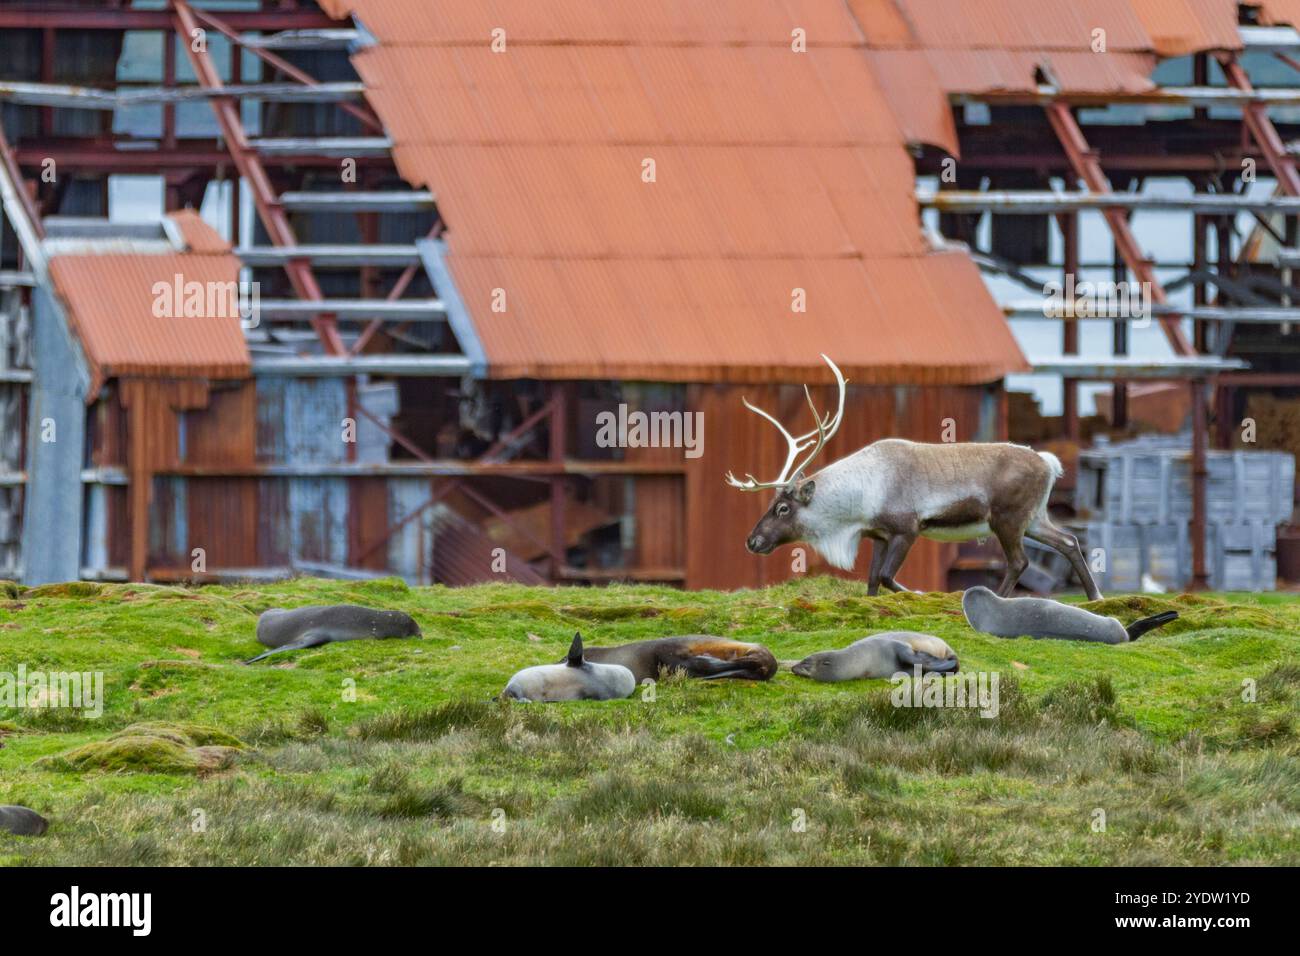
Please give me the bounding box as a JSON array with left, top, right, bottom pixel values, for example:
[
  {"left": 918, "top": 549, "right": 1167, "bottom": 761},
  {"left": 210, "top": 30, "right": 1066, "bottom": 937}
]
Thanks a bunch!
[{"left": 85, "top": 372, "right": 1003, "bottom": 590}]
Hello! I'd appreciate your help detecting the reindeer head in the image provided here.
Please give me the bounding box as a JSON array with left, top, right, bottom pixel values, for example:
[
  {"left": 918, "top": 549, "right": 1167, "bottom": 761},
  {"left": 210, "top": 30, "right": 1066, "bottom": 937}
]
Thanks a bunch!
[
  {"left": 724, "top": 355, "right": 846, "bottom": 555},
  {"left": 745, "top": 479, "right": 817, "bottom": 554}
]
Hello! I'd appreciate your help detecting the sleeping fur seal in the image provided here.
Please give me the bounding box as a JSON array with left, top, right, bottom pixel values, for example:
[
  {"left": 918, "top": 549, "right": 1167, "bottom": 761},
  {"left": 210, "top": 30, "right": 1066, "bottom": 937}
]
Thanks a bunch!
[
  {"left": 576, "top": 636, "right": 778, "bottom": 683},
  {"left": 246, "top": 604, "right": 422, "bottom": 663},
  {"left": 962, "top": 586, "right": 1176, "bottom": 644},
  {"left": 0, "top": 805, "right": 49, "bottom": 837},
  {"left": 503, "top": 634, "right": 636, "bottom": 702},
  {"left": 792, "top": 632, "right": 959, "bottom": 682}
]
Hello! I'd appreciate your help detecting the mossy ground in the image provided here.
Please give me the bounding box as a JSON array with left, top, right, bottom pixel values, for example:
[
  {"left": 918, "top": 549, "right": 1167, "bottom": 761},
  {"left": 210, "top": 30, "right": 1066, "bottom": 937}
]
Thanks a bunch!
[{"left": 0, "top": 577, "right": 1296, "bottom": 865}]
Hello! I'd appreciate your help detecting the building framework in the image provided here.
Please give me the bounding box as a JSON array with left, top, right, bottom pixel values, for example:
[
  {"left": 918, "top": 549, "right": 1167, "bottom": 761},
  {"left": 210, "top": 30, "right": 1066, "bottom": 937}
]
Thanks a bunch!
[{"left": 2, "top": 1, "right": 1296, "bottom": 591}]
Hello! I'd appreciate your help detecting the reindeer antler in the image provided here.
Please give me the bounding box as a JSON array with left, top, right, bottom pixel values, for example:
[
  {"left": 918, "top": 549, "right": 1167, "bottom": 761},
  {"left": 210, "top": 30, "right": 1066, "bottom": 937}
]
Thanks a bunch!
[{"left": 724, "top": 354, "right": 847, "bottom": 491}]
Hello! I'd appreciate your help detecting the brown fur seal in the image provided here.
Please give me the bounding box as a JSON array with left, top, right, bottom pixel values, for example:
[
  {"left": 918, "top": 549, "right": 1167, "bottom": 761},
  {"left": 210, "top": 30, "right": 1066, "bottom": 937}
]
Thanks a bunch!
[
  {"left": 0, "top": 805, "right": 49, "bottom": 836},
  {"left": 246, "top": 604, "right": 422, "bottom": 663},
  {"left": 792, "top": 632, "right": 959, "bottom": 681},
  {"left": 962, "top": 586, "right": 1177, "bottom": 644},
  {"left": 575, "top": 636, "right": 778, "bottom": 683},
  {"left": 503, "top": 634, "right": 636, "bottom": 702}
]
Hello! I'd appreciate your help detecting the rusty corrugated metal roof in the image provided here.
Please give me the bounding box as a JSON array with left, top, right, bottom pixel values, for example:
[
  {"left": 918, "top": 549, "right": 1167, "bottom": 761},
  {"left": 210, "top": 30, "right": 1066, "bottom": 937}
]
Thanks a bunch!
[
  {"left": 1130, "top": 1, "right": 1242, "bottom": 57},
  {"left": 893, "top": 0, "right": 1153, "bottom": 51},
  {"left": 327, "top": 0, "right": 1027, "bottom": 385},
  {"left": 863, "top": 49, "right": 960, "bottom": 155},
  {"left": 1252, "top": 0, "right": 1300, "bottom": 29},
  {"left": 925, "top": 48, "right": 1158, "bottom": 94},
  {"left": 861, "top": 0, "right": 1239, "bottom": 95},
  {"left": 169, "top": 208, "right": 231, "bottom": 254},
  {"left": 332, "top": 0, "right": 867, "bottom": 45},
  {"left": 47, "top": 213, "right": 249, "bottom": 395}
]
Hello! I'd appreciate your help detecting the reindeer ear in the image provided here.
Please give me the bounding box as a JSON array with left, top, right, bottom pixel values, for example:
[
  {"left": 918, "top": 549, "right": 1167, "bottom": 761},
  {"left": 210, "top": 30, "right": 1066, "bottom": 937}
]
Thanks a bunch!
[{"left": 795, "top": 479, "right": 816, "bottom": 505}]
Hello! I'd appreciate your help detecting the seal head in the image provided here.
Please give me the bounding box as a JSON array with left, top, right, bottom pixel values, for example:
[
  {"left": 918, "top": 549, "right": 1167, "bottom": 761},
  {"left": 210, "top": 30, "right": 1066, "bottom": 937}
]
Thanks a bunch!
[{"left": 793, "top": 632, "right": 959, "bottom": 682}]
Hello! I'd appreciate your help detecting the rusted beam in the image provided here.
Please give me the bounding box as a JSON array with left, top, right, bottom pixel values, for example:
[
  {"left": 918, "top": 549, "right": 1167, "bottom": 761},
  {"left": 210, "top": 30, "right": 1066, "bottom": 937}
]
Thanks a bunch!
[
  {"left": 0, "top": 9, "right": 335, "bottom": 29},
  {"left": 190, "top": 6, "right": 385, "bottom": 134},
  {"left": 171, "top": 0, "right": 345, "bottom": 355},
  {"left": 957, "top": 85, "right": 1300, "bottom": 108},
  {"left": 17, "top": 143, "right": 391, "bottom": 171},
  {"left": 478, "top": 398, "right": 556, "bottom": 463},
  {"left": 1044, "top": 102, "right": 1195, "bottom": 356},
  {"left": 1218, "top": 54, "right": 1300, "bottom": 197},
  {"left": 350, "top": 222, "right": 445, "bottom": 357},
  {"left": 353, "top": 480, "right": 459, "bottom": 566}
]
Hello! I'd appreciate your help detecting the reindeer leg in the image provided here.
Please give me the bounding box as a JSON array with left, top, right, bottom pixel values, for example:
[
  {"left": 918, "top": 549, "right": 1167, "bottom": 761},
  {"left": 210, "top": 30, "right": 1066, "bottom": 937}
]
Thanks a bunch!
[
  {"left": 1026, "top": 516, "right": 1103, "bottom": 600},
  {"left": 991, "top": 518, "right": 1029, "bottom": 597},
  {"left": 866, "top": 535, "right": 888, "bottom": 595},
  {"left": 879, "top": 532, "right": 917, "bottom": 593}
]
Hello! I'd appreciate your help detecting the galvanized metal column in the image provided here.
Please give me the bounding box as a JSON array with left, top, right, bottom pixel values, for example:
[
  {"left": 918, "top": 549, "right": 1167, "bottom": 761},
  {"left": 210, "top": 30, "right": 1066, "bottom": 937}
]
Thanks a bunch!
[{"left": 21, "top": 288, "right": 88, "bottom": 583}]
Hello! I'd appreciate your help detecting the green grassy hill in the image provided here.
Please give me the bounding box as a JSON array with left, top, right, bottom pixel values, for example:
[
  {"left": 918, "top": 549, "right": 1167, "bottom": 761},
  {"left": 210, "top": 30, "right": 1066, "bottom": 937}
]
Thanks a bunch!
[{"left": 1, "top": 577, "right": 1297, "bottom": 865}]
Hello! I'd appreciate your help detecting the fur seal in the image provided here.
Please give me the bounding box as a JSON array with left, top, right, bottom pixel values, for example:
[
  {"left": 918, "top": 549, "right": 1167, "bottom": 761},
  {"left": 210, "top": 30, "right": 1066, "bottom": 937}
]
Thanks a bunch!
[
  {"left": 503, "top": 634, "right": 636, "bottom": 702},
  {"left": 792, "top": 632, "right": 959, "bottom": 681},
  {"left": 245, "top": 604, "right": 422, "bottom": 663},
  {"left": 962, "top": 586, "right": 1177, "bottom": 644},
  {"left": 0, "top": 805, "right": 49, "bottom": 837},
  {"left": 574, "top": 636, "right": 778, "bottom": 683}
]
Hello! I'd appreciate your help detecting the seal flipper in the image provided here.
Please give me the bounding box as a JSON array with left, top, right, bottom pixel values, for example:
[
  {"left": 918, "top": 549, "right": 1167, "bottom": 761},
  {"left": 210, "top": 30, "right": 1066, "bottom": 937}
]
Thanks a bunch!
[
  {"left": 1124, "top": 610, "right": 1178, "bottom": 641},
  {"left": 682, "top": 655, "right": 760, "bottom": 680},
  {"left": 565, "top": 633, "right": 585, "bottom": 667},
  {"left": 243, "top": 631, "right": 331, "bottom": 664},
  {"left": 895, "top": 644, "right": 960, "bottom": 674}
]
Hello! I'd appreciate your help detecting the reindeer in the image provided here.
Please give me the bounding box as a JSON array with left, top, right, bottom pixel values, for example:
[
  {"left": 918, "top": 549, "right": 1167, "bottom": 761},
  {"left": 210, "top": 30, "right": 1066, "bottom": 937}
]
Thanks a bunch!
[{"left": 724, "top": 356, "right": 1102, "bottom": 600}]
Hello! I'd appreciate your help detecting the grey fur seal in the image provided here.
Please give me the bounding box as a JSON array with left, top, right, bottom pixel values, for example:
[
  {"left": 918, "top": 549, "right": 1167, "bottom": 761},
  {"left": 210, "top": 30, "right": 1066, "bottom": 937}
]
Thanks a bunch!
[
  {"left": 503, "top": 634, "right": 636, "bottom": 702},
  {"left": 576, "top": 636, "right": 778, "bottom": 683},
  {"left": 792, "top": 632, "right": 959, "bottom": 681},
  {"left": 245, "top": 604, "right": 422, "bottom": 663},
  {"left": 0, "top": 805, "right": 49, "bottom": 836},
  {"left": 962, "top": 586, "right": 1177, "bottom": 644}
]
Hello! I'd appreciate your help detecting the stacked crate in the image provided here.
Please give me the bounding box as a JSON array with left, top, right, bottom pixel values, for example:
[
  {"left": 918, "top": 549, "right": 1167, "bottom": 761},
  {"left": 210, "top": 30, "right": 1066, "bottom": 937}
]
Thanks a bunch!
[{"left": 1074, "top": 435, "right": 1295, "bottom": 592}]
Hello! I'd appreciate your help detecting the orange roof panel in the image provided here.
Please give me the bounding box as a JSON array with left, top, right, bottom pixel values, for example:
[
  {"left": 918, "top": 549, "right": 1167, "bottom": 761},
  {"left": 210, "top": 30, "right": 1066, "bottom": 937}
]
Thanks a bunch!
[
  {"left": 1130, "top": 1, "right": 1242, "bottom": 57},
  {"left": 1253, "top": 0, "right": 1300, "bottom": 28},
  {"left": 47, "top": 219, "right": 250, "bottom": 394},
  {"left": 331, "top": 0, "right": 867, "bottom": 45},
  {"left": 329, "top": 0, "right": 1027, "bottom": 384}
]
